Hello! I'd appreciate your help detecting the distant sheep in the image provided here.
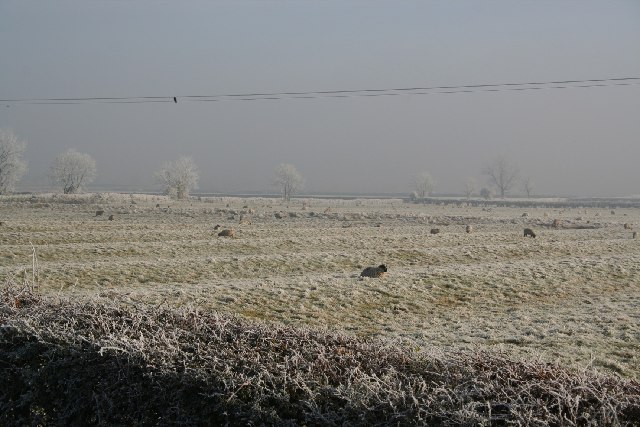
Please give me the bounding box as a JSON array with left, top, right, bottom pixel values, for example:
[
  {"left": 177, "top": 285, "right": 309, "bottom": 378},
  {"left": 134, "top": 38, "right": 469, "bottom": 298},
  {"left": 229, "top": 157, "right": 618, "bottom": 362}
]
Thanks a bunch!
[
  {"left": 521, "top": 212, "right": 528, "bottom": 217},
  {"left": 95, "top": 210, "right": 104, "bottom": 217},
  {"left": 465, "top": 225, "right": 473, "bottom": 233},
  {"left": 108, "top": 214, "right": 115, "bottom": 221},
  {"left": 218, "top": 229, "right": 236, "bottom": 238},
  {"left": 623, "top": 223, "right": 633, "bottom": 230},
  {"left": 360, "top": 264, "right": 387, "bottom": 278},
  {"left": 524, "top": 228, "right": 536, "bottom": 238},
  {"left": 213, "top": 224, "right": 221, "bottom": 230},
  {"left": 430, "top": 228, "right": 440, "bottom": 235}
]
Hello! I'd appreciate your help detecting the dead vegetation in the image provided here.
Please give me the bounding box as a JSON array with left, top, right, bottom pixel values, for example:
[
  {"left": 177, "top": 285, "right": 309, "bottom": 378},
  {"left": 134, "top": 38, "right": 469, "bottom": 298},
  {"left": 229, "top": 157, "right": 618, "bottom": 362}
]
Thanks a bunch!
[{"left": 2, "top": 281, "right": 639, "bottom": 426}]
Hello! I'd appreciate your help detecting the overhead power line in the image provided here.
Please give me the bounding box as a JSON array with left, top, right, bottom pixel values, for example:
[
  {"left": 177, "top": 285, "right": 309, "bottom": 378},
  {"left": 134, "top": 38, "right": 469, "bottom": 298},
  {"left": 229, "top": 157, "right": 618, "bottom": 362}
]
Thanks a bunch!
[{"left": 2, "top": 77, "right": 639, "bottom": 105}]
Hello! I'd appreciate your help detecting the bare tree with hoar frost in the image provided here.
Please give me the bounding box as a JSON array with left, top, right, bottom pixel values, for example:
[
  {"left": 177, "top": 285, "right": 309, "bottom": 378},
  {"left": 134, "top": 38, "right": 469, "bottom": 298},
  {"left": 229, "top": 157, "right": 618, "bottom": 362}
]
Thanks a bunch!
[
  {"left": 274, "top": 163, "right": 304, "bottom": 202},
  {"left": 480, "top": 187, "right": 494, "bottom": 199},
  {"left": 482, "top": 156, "right": 519, "bottom": 198},
  {"left": 412, "top": 172, "right": 435, "bottom": 199},
  {"left": 50, "top": 149, "right": 96, "bottom": 194},
  {"left": 521, "top": 176, "right": 534, "bottom": 198},
  {"left": 0, "top": 129, "right": 28, "bottom": 195},
  {"left": 463, "top": 177, "right": 478, "bottom": 199},
  {"left": 155, "top": 156, "right": 199, "bottom": 199}
]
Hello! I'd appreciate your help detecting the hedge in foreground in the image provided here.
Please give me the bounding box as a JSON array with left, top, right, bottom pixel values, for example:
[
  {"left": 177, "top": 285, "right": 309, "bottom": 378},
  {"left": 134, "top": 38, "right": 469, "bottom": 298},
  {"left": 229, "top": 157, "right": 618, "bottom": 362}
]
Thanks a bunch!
[{"left": 1, "top": 288, "right": 639, "bottom": 426}]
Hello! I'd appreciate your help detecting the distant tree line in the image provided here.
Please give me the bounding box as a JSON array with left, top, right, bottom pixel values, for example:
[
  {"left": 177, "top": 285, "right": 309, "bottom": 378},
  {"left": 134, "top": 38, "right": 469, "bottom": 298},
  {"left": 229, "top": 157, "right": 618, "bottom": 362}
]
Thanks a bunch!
[
  {"left": 0, "top": 128, "right": 308, "bottom": 201},
  {"left": 411, "top": 156, "right": 535, "bottom": 201},
  {"left": 2, "top": 128, "right": 538, "bottom": 200}
]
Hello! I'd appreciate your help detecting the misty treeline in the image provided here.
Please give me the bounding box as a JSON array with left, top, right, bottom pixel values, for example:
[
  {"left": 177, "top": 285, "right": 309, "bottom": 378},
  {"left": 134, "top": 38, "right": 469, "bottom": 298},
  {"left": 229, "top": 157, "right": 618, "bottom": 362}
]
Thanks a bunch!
[
  {"left": 0, "top": 129, "right": 305, "bottom": 200},
  {"left": 2, "top": 128, "right": 534, "bottom": 199},
  {"left": 412, "top": 156, "right": 534, "bottom": 201}
]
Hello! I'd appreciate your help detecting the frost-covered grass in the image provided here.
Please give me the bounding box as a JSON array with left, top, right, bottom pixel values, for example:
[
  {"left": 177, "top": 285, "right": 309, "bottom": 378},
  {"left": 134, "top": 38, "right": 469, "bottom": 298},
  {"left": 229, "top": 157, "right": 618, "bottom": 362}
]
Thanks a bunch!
[
  {"left": 1, "top": 193, "right": 639, "bottom": 379},
  {"left": 2, "top": 286, "right": 639, "bottom": 426}
]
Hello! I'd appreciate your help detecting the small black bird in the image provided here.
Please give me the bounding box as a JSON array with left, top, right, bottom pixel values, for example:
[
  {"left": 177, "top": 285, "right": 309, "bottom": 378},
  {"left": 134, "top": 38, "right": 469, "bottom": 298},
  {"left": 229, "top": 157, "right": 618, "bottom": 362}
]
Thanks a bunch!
[{"left": 173, "top": 97, "right": 177, "bottom": 103}]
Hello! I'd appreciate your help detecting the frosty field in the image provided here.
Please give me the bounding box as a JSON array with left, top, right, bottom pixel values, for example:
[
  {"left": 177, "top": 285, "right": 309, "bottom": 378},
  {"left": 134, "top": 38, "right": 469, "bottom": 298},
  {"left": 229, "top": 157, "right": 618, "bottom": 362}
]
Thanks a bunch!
[{"left": 2, "top": 193, "right": 639, "bottom": 378}]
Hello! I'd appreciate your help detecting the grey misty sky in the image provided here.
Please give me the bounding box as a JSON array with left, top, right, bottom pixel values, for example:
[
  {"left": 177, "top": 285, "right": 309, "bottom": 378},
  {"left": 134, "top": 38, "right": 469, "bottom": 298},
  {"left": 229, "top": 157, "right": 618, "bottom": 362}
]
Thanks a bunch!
[{"left": 1, "top": 0, "right": 639, "bottom": 196}]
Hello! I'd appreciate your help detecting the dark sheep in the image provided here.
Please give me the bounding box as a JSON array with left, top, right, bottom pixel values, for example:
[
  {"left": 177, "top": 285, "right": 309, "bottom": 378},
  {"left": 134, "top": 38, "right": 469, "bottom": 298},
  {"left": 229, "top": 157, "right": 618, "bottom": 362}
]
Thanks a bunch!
[
  {"left": 430, "top": 228, "right": 440, "bottom": 235},
  {"left": 108, "top": 215, "right": 115, "bottom": 221},
  {"left": 623, "top": 223, "right": 633, "bottom": 230},
  {"left": 218, "top": 229, "right": 236, "bottom": 238},
  {"left": 360, "top": 264, "right": 387, "bottom": 278},
  {"left": 95, "top": 210, "right": 104, "bottom": 216},
  {"left": 465, "top": 225, "right": 473, "bottom": 233},
  {"left": 524, "top": 228, "right": 536, "bottom": 238}
]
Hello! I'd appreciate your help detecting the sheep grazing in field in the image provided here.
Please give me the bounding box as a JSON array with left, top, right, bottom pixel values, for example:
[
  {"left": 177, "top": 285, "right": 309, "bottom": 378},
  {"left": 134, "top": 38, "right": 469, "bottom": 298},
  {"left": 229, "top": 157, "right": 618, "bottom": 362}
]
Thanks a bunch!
[
  {"left": 213, "top": 224, "right": 221, "bottom": 230},
  {"left": 360, "top": 264, "right": 387, "bottom": 278},
  {"left": 521, "top": 212, "right": 528, "bottom": 217},
  {"left": 623, "top": 223, "right": 633, "bottom": 230},
  {"left": 611, "top": 210, "right": 616, "bottom": 215},
  {"left": 108, "top": 214, "right": 115, "bottom": 221},
  {"left": 430, "top": 228, "right": 440, "bottom": 235},
  {"left": 95, "top": 210, "right": 104, "bottom": 217},
  {"left": 218, "top": 229, "right": 236, "bottom": 238},
  {"left": 465, "top": 225, "right": 473, "bottom": 233},
  {"left": 523, "top": 228, "right": 536, "bottom": 238}
]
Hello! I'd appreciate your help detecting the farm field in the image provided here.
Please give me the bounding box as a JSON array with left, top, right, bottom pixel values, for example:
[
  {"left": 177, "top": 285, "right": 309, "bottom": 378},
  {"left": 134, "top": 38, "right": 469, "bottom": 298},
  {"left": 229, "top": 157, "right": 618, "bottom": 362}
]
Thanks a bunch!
[{"left": 2, "top": 192, "right": 640, "bottom": 379}]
